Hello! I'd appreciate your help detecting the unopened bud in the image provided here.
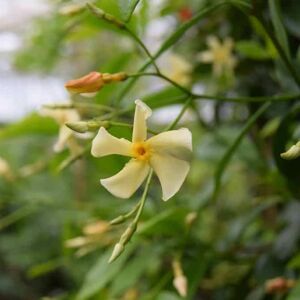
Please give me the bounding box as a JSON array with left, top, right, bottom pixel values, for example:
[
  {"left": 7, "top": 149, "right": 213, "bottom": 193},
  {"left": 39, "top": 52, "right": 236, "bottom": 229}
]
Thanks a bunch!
[
  {"left": 65, "top": 237, "right": 89, "bottom": 248},
  {"left": 65, "top": 72, "right": 128, "bottom": 96},
  {"left": 173, "top": 275, "right": 188, "bottom": 297},
  {"left": 59, "top": 4, "right": 85, "bottom": 16},
  {"left": 110, "top": 215, "right": 126, "bottom": 225},
  {"left": 108, "top": 243, "right": 124, "bottom": 263},
  {"left": 66, "top": 120, "right": 109, "bottom": 133},
  {"left": 265, "top": 277, "right": 296, "bottom": 294},
  {"left": 83, "top": 220, "right": 110, "bottom": 235},
  {"left": 0, "top": 157, "right": 14, "bottom": 181},
  {"left": 281, "top": 141, "right": 300, "bottom": 160},
  {"left": 65, "top": 72, "right": 104, "bottom": 95},
  {"left": 120, "top": 222, "right": 137, "bottom": 245},
  {"left": 185, "top": 211, "right": 198, "bottom": 227}
]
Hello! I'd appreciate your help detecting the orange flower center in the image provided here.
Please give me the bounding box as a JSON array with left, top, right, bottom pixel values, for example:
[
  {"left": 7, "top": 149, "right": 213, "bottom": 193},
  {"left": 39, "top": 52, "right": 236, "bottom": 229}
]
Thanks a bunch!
[{"left": 132, "top": 142, "right": 151, "bottom": 161}]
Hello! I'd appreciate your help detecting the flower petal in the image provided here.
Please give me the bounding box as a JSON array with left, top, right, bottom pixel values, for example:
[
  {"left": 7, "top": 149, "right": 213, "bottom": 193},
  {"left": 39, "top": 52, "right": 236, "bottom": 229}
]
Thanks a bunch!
[
  {"left": 101, "top": 159, "right": 150, "bottom": 198},
  {"left": 132, "top": 99, "right": 152, "bottom": 143},
  {"left": 147, "top": 128, "right": 192, "bottom": 161},
  {"left": 150, "top": 154, "right": 190, "bottom": 201},
  {"left": 54, "top": 126, "right": 73, "bottom": 152},
  {"left": 197, "top": 51, "right": 214, "bottom": 63},
  {"left": 91, "top": 127, "right": 132, "bottom": 157},
  {"left": 207, "top": 35, "right": 220, "bottom": 49}
]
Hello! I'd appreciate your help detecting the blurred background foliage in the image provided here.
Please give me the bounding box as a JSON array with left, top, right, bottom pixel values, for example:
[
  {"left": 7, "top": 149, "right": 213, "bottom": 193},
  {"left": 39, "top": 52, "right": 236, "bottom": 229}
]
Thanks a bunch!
[{"left": 1, "top": 0, "right": 300, "bottom": 299}]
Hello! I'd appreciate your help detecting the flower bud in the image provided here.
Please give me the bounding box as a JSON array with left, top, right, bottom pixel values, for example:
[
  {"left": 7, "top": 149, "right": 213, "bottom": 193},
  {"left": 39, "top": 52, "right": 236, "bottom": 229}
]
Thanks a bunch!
[
  {"left": 65, "top": 72, "right": 105, "bottom": 95},
  {"left": 185, "top": 211, "right": 198, "bottom": 227},
  {"left": 0, "top": 157, "right": 14, "bottom": 181},
  {"left": 265, "top": 277, "right": 296, "bottom": 294},
  {"left": 108, "top": 243, "right": 124, "bottom": 263},
  {"left": 173, "top": 275, "right": 188, "bottom": 297},
  {"left": 66, "top": 120, "right": 109, "bottom": 133},
  {"left": 65, "top": 237, "right": 89, "bottom": 248},
  {"left": 83, "top": 220, "right": 110, "bottom": 235},
  {"left": 281, "top": 141, "right": 300, "bottom": 160}
]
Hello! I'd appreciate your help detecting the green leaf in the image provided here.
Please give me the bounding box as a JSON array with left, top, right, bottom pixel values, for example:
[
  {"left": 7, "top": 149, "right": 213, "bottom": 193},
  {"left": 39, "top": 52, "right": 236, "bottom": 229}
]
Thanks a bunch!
[
  {"left": 236, "top": 40, "right": 271, "bottom": 60},
  {"left": 0, "top": 113, "right": 57, "bottom": 140},
  {"left": 110, "top": 245, "right": 160, "bottom": 296},
  {"left": 213, "top": 102, "right": 271, "bottom": 201},
  {"left": 118, "top": 0, "right": 140, "bottom": 22},
  {"left": 75, "top": 244, "right": 136, "bottom": 300},
  {"left": 287, "top": 283, "right": 300, "bottom": 300},
  {"left": 269, "top": 0, "right": 291, "bottom": 60}
]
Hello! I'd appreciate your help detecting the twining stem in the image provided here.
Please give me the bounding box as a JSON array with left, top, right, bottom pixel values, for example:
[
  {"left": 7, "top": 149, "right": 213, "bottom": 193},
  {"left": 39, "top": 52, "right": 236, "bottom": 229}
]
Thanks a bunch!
[
  {"left": 128, "top": 72, "right": 300, "bottom": 103},
  {"left": 110, "top": 201, "right": 141, "bottom": 225},
  {"left": 124, "top": 28, "right": 160, "bottom": 73},
  {"left": 165, "top": 97, "right": 193, "bottom": 131},
  {"left": 212, "top": 101, "right": 271, "bottom": 203}
]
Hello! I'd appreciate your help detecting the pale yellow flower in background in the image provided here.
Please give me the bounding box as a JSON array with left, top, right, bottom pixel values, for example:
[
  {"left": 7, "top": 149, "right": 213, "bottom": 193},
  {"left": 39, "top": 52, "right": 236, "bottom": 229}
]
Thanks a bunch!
[
  {"left": 164, "top": 54, "right": 193, "bottom": 86},
  {"left": 0, "top": 157, "right": 14, "bottom": 181},
  {"left": 41, "top": 107, "right": 82, "bottom": 154},
  {"left": 197, "top": 36, "right": 237, "bottom": 77},
  {"left": 91, "top": 100, "right": 192, "bottom": 201}
]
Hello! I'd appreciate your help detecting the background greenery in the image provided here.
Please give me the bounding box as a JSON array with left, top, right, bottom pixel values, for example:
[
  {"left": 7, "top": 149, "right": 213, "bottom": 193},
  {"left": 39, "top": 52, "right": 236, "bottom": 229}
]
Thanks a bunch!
[{"left": 1, "top": 0, "right": 300, "bottom": 299}]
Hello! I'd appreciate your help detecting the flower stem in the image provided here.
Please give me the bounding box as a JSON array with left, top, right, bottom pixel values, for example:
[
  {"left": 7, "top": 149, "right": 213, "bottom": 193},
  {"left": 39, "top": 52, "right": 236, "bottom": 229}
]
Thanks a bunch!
[
  {"left": 133, "top": 169, "right": 154, "bottom": 224},
  {"left": 128, "top": 72, "right": 300, "bottom": 103},
  {"left": 124, "top": 28, "right": 160, "bottom": 73},
  {"left": 165, "top": 97, "right": 193, "bottom": 131}
]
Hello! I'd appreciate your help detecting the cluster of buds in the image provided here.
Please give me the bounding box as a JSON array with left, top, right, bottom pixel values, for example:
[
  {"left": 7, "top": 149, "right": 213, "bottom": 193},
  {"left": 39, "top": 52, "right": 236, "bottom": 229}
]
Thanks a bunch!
[
  {"left": 265, "top": 277, "right": 296, "bottom": 294},
  {"left": 172, "top": 259, "right": 188, "bottom": 297},
  {"left": 65, "top": 71, "right": 127, "bottom": 97}
]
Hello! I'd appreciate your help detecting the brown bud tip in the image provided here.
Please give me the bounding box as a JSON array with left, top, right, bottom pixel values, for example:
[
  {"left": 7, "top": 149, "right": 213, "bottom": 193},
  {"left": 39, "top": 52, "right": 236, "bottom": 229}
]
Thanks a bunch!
[{"left": 65, "top": 72, "right": 104, "bottom": 94}]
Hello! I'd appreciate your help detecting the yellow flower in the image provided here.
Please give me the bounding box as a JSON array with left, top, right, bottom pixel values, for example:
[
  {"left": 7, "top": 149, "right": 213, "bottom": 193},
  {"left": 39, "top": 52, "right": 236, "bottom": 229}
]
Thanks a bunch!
[
  {"left": 164, "top": 54, "right": 193, "bottom": 86},
  {"left": 41, "top": 108, "right": 81, "bottom": 154},
  {"left": 91, "top": 100, "right": 192, "bottom": 201},
  {"left": 197, "top": 36, "right": 237, "bottom": 77}
]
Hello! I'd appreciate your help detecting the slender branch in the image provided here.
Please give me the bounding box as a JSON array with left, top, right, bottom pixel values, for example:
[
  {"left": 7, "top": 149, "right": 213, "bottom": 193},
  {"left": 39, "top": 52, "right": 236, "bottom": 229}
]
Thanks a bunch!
[
  {"left": 212, "top": 101, "right": 271, "bottom": 203},
  {"left": 124, "top": 28, "right": 160, "bottom": 73},
  {"left": 133, "top": 169, "right": 154, "bottom": 224},
  {"left": 128, "top": 72, "right": 300, "bottom": 103},
  {"left": 165, "top": 97, "right": 193, "bottom": 131}
]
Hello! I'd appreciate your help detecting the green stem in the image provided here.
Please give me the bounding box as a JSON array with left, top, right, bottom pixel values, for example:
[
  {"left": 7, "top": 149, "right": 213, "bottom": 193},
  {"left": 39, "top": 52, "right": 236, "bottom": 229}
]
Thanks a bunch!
[
  {"left": 212, "top": 101, "right": 271, "bottom": 203},
  {"left": 128, "top": 72, "right": 300, "bottom": 103},
  {"left": 43, "top": 102, "right": 114, "bottom": 112},
  {"left": 133, "top": 169, "right": 154, "bottom": 224},
  {"left": 0, "top": 206, "right": 35, "bottom": 231},
  {"left": 110, "top": 201, "right": 142, "bottom": 225},
  {"left": 165, "top": 97, "right": 193, "bottom": 131},
  {"left": 124, "top": 28, "right": 160, "bottom": 73}
]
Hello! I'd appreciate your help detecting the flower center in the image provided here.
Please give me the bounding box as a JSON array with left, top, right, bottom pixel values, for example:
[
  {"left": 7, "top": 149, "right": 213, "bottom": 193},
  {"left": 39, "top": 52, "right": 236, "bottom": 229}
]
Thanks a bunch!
[
  {"left": 132, "top": 142, "right": 151, "bottom": 161},
  {"left": 214, "top": 49, "right": 227, "bottom": 63}
]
